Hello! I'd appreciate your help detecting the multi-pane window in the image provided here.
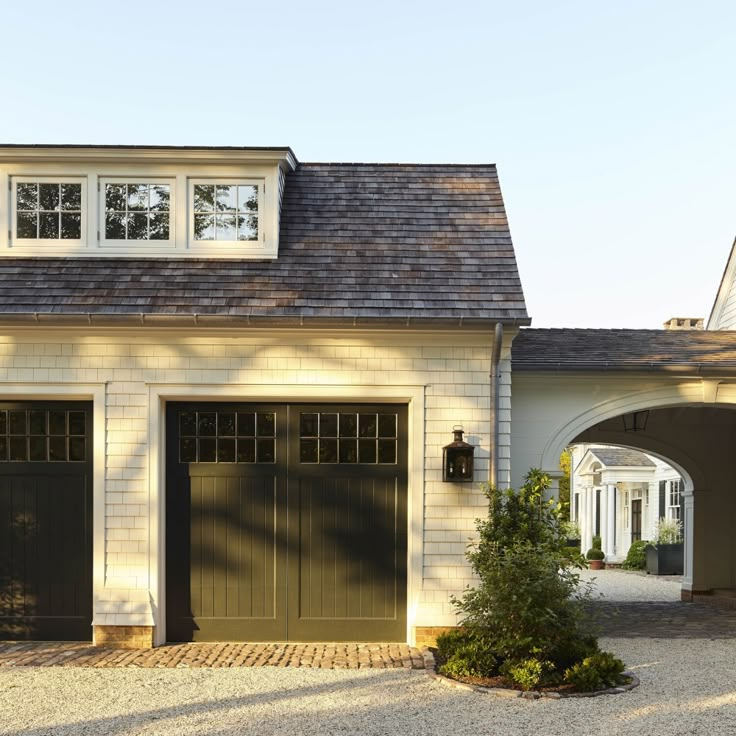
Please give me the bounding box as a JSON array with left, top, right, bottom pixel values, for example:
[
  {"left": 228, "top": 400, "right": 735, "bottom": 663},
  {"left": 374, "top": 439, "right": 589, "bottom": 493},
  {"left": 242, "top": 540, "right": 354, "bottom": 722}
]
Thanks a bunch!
[
  {"left": 15, "top": 181, "right": 82, "bottom": 240},
  {"left": 623, "top": 490, "right": 629, "bottom": 528},
  {"left": 104, "top": 182, "right": 171, "bottom": 240},
  {"left": 178, "top": 410, "right": 275, "bottom": 463},
  {"left": 0, "top": 409, "right": 86, "bottom": 462},
  {"left": 299, "top": 412, "right": 397, "bottom": 464},
  {"left": 668, "top": 479, "right": 682, "bottom": 522},
  {"left": 192, "top": 182, "right": 259, "bottom": 241}
]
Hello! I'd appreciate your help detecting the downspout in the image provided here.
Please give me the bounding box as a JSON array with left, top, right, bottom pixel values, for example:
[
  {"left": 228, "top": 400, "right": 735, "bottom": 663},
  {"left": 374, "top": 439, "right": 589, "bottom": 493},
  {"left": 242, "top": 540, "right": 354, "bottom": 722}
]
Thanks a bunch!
[{"left": 489, "top": 322, "right": 504, "bottom": 487}]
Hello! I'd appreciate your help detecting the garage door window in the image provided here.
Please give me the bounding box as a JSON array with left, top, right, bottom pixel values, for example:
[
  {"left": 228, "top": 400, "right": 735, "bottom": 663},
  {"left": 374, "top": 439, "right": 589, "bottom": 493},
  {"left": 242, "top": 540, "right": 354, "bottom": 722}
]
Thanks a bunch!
[
  {"left": 0, "top": 409, "right": 86, "bottom": 462},
  {"left": 178, "top": 410, "right": 276, "bottom": 463},
  {"left": 299, "top": 411, "right": 397, "bottom": 464}
]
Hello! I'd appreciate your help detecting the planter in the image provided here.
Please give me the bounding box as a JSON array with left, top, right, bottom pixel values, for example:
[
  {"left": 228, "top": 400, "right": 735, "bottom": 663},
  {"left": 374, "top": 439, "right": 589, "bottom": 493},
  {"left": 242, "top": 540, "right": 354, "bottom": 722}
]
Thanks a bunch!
[
  {"left": 566, "top": 538, "right": 581, "bottom": 549},
  {"left": 588, "top": 559, "right": 605, "bottom": 570},
  {"left": 646, "top": 543, "right": 683, "bottom": 575}
]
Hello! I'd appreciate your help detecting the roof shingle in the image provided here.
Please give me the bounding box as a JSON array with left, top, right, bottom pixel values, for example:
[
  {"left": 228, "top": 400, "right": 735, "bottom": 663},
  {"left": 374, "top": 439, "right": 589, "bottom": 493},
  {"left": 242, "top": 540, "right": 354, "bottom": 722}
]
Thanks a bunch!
[{"left": 512, "top": 329, "right": 736, "bottom": 371}]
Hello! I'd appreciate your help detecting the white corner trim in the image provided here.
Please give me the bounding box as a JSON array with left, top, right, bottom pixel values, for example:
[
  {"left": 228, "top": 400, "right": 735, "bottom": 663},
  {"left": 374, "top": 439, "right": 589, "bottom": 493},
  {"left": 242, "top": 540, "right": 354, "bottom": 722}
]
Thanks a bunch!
[
  {"left": 0, "top": 381, "right": 107, "bottom": 630},
  {"left": 147, "top": 382, "right": 426, "bottom": 647}
]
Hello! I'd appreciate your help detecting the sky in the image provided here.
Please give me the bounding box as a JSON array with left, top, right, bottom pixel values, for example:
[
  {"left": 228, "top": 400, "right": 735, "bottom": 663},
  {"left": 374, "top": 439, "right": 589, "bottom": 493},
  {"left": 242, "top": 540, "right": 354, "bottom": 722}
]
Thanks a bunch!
[{"left": 3, "top": 1, "right": 735, "bottom": 328}]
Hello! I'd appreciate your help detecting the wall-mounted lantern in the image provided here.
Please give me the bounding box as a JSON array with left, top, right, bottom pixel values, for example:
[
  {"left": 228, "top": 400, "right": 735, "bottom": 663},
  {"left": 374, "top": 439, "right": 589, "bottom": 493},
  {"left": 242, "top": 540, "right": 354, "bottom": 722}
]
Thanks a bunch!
[
  {"left": 443, "top": 425, "right": 475, "bottom": 482},
  {"left": 622, "top": 410, "right": 649, "bottom": 433}
]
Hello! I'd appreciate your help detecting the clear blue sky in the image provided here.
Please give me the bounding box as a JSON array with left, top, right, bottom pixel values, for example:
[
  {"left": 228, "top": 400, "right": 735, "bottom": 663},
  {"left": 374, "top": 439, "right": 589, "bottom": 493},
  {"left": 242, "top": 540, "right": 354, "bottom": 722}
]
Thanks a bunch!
[{"left": 4, "top": 1, "right": 734, "bottom": 328}]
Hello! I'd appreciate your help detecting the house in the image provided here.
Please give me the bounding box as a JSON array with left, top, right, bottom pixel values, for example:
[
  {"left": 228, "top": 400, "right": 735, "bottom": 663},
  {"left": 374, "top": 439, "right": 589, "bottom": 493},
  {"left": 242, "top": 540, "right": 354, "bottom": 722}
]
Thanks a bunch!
[
  {"left": 707, "top": 237, "right": 736, "bottom": 328},
  {"left": 570, "top": 444, "right": 683, "bottom": 562},
  {"left": 0, "top": 145, "right": 529, "bottom": 648}
]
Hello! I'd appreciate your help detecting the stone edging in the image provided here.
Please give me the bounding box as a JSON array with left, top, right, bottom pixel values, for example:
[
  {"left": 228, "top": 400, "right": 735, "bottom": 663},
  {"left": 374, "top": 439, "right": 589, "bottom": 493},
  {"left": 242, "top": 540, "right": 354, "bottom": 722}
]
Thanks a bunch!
[{"left": 422, "top": 649, "right": 640, "bottom": 699}]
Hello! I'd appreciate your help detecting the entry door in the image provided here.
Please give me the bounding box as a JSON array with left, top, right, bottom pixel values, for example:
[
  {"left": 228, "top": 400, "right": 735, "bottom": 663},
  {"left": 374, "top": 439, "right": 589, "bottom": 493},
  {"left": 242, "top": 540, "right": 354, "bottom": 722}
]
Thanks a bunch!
[
  {"left": 166, "top": 402, "right": 407, "bottom": 642},
  {"left": 0, "top": 402, "right": 93, "bottom": 641},
  {"left": 631, "top": 499, "right": 642, "bottom": 543}
]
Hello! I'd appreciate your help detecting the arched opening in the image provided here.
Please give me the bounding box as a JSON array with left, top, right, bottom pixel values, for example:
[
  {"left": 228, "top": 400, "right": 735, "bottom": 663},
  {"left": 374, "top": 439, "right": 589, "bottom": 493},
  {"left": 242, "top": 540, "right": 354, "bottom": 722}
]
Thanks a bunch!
[
  {"left": 523, "top": 401, "right": 736, "bottom": 602},
  {"left": 568, "top": 442, "right": 687, "bottom": 569}
]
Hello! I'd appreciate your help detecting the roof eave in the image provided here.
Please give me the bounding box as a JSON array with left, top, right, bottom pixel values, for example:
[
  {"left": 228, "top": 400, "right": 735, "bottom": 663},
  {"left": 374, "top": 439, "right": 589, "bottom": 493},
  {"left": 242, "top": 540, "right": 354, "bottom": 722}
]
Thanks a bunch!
[{"left": 0, "top": 312, "right": 531, "bottom": 330}]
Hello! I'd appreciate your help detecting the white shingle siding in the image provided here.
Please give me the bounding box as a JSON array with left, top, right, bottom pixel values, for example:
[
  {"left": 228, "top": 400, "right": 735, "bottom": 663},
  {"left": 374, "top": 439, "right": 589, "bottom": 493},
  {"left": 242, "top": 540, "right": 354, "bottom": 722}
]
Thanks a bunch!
[{"left": 0, "top": 329, "right": 513, "bottom": 634}]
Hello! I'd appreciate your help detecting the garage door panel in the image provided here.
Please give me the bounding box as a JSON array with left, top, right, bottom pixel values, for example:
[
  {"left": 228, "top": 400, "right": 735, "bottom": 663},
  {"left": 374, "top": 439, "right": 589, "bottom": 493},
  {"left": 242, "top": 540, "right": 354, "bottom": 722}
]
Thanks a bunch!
[
  {"left": 166, "top": 403, "right": 287, "bottom": 642},
  {"left": 0, "top": 462, "right": 91, "bottom": 641}
]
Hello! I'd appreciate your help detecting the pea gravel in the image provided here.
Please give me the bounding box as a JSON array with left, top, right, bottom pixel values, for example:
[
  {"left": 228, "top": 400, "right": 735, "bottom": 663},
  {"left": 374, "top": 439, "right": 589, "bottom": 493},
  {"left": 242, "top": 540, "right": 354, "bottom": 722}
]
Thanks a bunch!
[{"left": 2, "top": 572, "right": 734, "bottom": 736}]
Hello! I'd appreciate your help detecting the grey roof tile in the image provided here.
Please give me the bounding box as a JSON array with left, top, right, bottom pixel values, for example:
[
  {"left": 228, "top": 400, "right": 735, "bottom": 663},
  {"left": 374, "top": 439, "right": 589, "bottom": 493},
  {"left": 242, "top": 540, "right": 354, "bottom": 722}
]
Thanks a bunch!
[
  {"left": 0, "top": 163, "right": 528, "bottom": 325},
  {"left": 512, "top": 329, "right": 736, "bottom": 370},
  {"left": 588, "top": 448, "right": 656, "bottom": 468}
]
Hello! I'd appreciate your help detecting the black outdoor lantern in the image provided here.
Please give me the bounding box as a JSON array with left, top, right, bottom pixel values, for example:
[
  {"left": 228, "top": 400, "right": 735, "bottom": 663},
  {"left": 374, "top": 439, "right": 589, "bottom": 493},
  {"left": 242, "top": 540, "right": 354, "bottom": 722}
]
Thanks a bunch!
[
  {"left": 622, "top": 410, "right": 649, "bottom": 433},
  {"left": 443, "top": 425, "right": 475, "bottom": 482}
]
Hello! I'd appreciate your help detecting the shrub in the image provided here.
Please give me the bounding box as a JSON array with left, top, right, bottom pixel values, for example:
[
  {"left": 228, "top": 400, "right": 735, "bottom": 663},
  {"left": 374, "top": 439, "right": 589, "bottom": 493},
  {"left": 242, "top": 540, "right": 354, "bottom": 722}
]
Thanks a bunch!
[
  {"left": 436, "top": 630, "right": 498, "bottom": 678},
  {"left": 561, "top": 519, "right": 581, "bottom": 539},
  {"left": 501, "top": 658, "right": 556, "bottom": 691},
  {"left": 591, "top": 535, "right": 602, "bottom": 550},
  {"left": 654, "top": 517, "right": 682, "bottom": 545},
  {"left": 622, "top": 539, "right": 650, "bottom": 570},
  {"left": 548, "top": 634, "right": 600, "bottom": 672},
  {"left": 451, "top": 470, "right": 594, "bottom": 666},
  {"left": 564, "top": 651, "right": 626, "bottom": 691},
  {"left": 586, "top": 547, "right": 605, "bottom": 561}
]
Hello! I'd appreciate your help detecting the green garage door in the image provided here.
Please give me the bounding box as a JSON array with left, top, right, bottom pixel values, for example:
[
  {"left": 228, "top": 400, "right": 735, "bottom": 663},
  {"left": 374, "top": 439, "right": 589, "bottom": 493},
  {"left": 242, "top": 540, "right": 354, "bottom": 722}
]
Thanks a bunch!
[
  {"left": 0, "top": 402, "right": 93, "bottom": 641},
  {"left": 166, "top": 403, "right": 408, "bottom": 642}
]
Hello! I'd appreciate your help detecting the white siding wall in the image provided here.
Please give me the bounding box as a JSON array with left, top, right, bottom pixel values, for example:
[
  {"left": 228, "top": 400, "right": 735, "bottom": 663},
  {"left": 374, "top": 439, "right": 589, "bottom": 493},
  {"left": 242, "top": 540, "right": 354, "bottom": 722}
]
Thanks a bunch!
[{"left": 0, "top": 328, "right": 513, "bottom": 633}]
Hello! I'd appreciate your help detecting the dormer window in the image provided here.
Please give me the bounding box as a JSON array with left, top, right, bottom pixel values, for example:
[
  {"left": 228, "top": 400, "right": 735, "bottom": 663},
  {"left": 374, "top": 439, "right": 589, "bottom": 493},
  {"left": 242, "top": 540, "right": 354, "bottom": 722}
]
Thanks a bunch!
[
  {"left": 0, "top": 146, "right": 295, "bottom": 258},
  {"left": 102, "top": 180, "right": 173, "bottom": 245},
  {"left": 191, "top": 181, "right": 260, "bottom": 243},
  {"left": 13, "top": 179, "right": 84, "bottom": 242}
]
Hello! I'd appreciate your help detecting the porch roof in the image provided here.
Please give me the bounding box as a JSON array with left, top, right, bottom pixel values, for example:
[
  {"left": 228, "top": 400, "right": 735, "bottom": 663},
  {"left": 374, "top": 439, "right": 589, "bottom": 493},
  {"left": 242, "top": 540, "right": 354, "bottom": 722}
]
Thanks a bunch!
[{"left": 512, "top": 328, "right": 736, "bottom": 371}]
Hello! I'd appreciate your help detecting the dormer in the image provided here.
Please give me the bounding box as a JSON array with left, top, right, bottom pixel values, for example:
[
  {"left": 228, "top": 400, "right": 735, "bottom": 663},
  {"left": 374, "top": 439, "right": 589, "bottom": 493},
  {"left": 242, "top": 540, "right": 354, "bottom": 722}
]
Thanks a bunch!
[{"left": 0, "top": 145, "right": 297, "bottom": 259}]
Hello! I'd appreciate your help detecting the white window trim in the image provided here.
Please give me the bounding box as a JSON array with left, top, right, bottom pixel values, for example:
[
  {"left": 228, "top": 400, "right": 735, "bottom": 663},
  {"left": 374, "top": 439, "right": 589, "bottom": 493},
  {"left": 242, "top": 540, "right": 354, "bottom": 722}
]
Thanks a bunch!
[
  {"left": 0, "top": 157, "right": 284, "bottom": 259},
  {"left": 99, "top": 177, "right": 176, "bottom": 250},
  {"left": 10, "top": 175, "right": 87, "bottom": 252},
  {"left": 187, "top": 177, "right": 264, "bottom": 252}
]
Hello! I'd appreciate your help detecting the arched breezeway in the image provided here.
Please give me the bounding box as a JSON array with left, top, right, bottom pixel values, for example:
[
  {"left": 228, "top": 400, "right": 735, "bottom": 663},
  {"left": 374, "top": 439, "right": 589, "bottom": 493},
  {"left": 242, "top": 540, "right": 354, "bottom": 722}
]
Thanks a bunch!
[{"left": 510, "top": 328, "right": 736, "bottom": 604}]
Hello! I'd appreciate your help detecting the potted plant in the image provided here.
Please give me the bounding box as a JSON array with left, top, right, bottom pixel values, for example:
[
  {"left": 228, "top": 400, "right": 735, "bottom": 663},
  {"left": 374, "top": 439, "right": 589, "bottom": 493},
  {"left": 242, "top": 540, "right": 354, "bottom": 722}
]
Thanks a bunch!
[
  {"left": 646, "top": 518, "right": 683, "bottom": 575},
  {"left": 586, "top": 535, "right": 606, "bottom": 570},
  {"left": 562, "top": 519, "right": 581, "bottom": 549}
]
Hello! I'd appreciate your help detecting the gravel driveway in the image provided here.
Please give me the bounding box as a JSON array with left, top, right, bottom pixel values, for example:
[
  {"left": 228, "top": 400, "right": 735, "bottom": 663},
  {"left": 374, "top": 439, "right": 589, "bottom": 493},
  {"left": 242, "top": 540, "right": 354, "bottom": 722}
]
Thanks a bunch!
[{"left": 2, "top": 570, "right": 735, "bottom": 736}]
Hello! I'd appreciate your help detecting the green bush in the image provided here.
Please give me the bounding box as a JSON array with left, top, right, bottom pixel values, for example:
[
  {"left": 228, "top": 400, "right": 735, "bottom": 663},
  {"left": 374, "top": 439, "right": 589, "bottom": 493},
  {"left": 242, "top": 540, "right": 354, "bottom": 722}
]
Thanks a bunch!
[
  {"left": 586, "top": 547, "right": 605, "bottom": 561},
  {"left": 654, "top": 517, "right": 682, "bottom": 545},
  {"left": 501, "top": 658, "right": 556, "bottom": 691},
  {"left": 591, "top": 535, "right": 602, "bottom": 550},
  {"left": 564, "top": 651, "right": 626, "bottom": 691},
  {"left": 451, "top": 470, "right": 594, "bottom": 666},
  {"left": 622, "top": 540, "right": 650, "bottom": 570},
  {"left": 436, "top": 630, "right": 498, "bottom": 678},
  {"left": 548, "top": 634, "right": 600, "bottom": 672}
]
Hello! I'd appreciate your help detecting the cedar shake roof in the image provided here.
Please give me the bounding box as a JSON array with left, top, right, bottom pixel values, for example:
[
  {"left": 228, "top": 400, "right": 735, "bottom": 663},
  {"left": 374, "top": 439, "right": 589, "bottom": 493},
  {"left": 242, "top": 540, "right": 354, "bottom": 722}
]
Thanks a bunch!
[
  {"left": 512, "top": 328, "right": 736, "bottom": 371},
  {"left": 588, "top": 448, "right": 655, "bottom": 468},
  {"left": 0, "top": 162, "right": 528, "bottom": 328}
]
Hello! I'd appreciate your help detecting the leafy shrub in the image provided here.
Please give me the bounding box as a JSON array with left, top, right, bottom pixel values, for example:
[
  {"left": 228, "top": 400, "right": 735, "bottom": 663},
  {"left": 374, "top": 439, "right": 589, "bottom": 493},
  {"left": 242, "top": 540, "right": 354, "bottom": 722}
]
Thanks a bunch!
[
  {"left": 561, "top": 519, "right": 581, "bottom": 539},
  {"left": 436, "top": 630, "right": 498, "bottom": 678},
  {"left": 564, "top": 651, "right": 626, "bottom": 691},
  {"left": 591, "top": 535, "right": 602, "bottom": 550},
  {"left": 548, "top": 634, "right": 600, "bottom": 672},
  {"left": 586, "top": 547, "right": 605, "bottom": 561},
  {"left": 654, "top": 517, "right": 682, "bottom": 545},
  {"left": 501, "top": 658, "right": 556, "bottom": 691},
  {"left": 451, "top": 470, "right": 595, "bottom": 666},
  {"left": 622, "top": 539, "right": 650, "bottom": 570}
]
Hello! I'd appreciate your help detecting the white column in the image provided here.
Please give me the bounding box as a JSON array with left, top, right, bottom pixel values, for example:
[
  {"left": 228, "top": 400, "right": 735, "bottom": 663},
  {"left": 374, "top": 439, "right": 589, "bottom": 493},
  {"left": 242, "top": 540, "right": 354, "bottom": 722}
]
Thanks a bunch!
[
  {"left": 583, "top": 487, "right": 593, "bottom": 552},
  {"left": 600, "top": 486, "right": 609, "bottom": 557},
  {"left": 607, "top": 484, "right": 616, "bottom": 558},
  {"left": 683, "top": 488, "right": 695, "bottom": 592}
]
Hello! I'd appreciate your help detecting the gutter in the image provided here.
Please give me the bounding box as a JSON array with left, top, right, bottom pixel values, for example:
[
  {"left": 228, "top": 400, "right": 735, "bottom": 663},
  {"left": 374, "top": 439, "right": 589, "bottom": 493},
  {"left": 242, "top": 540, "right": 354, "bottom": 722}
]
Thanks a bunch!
[
  {"left": 489, "top": 322, "right": 504, "bottom": 487},
  {"left": 0, "top": 313, "right": 531, "bottom": 330}
]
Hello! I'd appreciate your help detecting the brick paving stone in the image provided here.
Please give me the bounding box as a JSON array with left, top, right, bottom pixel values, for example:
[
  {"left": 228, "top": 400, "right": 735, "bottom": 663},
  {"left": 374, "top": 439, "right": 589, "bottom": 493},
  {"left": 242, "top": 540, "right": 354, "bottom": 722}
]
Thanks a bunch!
[{"left": 0, "top": 640, "right": 426, "bottom": 670}]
